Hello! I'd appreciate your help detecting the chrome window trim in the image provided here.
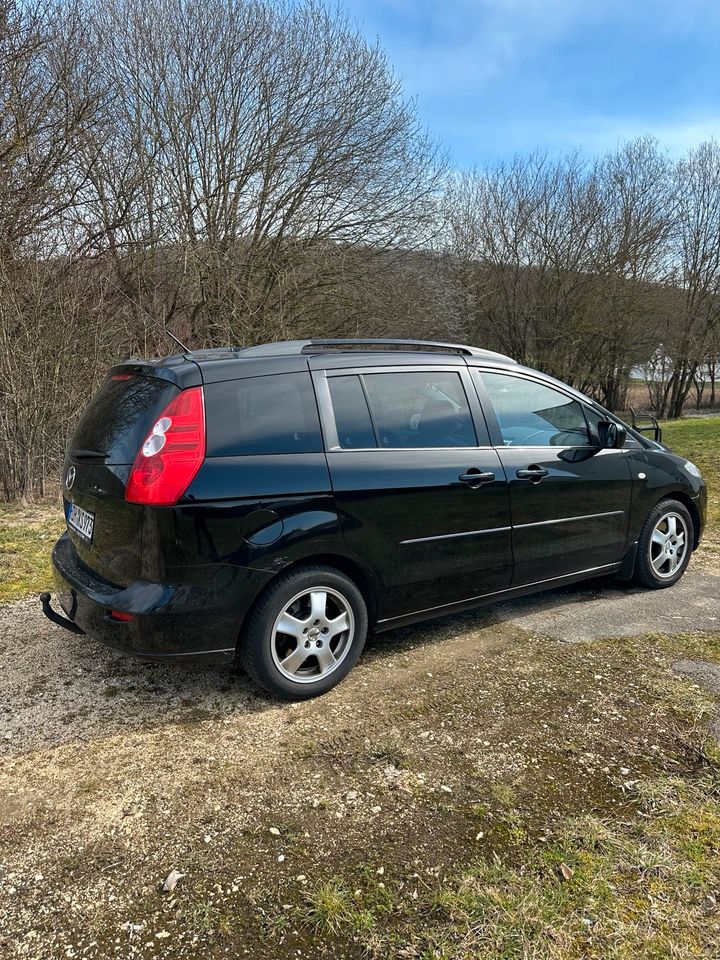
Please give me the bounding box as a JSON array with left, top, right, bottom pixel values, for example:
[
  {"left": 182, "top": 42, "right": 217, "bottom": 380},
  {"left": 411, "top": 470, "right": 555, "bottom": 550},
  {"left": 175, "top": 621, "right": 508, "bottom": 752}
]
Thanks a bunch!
[
  {"left": 325, "top": 445, "right": 497, "bottom": 453},
  {"left": 316, "top": 364, "right": 491, "bottom": 451}
]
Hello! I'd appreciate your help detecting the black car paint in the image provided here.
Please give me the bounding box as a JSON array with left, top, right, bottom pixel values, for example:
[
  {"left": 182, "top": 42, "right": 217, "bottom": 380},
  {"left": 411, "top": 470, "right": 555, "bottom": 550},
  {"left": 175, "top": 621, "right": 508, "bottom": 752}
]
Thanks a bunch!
[{"left": 50, "top": 346, "right": 707, "bottom": 663}]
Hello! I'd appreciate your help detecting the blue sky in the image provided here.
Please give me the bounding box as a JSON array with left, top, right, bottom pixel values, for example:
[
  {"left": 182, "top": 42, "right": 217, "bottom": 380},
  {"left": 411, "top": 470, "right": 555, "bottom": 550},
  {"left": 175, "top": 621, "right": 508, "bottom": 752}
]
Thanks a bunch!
[{"left": 340, "top": 0, "right": 720, "bottom": 167}]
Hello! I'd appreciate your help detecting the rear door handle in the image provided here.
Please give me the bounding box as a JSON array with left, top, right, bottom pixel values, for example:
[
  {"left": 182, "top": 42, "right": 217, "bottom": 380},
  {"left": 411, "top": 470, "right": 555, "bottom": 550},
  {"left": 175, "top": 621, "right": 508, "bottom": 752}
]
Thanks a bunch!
[
  {"left": 516, "top": 466, "right": 549, "bottom": 482},
  {"left": 459, "top": 470, "right": 495, "bottom": 488}
]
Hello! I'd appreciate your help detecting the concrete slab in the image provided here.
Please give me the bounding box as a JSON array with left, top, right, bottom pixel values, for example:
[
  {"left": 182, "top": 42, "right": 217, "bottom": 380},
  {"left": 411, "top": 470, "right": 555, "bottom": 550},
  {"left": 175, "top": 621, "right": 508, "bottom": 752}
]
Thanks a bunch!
[{"left": 493, "top": 569, "right": 720, "bottom": 642}]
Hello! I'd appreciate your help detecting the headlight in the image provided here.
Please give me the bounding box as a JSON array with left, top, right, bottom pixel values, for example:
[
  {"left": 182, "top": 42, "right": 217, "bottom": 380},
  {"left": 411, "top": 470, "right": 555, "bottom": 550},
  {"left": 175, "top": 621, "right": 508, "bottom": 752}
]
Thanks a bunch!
[{"left": 684, "top": 460, "right": 702, "bottom": 479}]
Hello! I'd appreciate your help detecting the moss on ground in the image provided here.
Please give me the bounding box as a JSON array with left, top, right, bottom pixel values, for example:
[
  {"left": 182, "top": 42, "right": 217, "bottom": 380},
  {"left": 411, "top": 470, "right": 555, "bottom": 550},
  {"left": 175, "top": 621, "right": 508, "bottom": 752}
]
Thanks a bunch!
[{"left": 0, "top": 500, "right": 63, "bottom": 603}]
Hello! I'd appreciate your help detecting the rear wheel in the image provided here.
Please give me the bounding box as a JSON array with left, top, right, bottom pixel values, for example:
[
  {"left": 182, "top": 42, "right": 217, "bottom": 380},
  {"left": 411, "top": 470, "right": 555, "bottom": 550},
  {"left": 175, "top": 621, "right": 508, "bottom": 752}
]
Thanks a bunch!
[
  {"left": 633, "top": 499, "right": 693, "bottom": 589},
  {"left": 241, "top": 565, "right": 368, "bottom": 699}
]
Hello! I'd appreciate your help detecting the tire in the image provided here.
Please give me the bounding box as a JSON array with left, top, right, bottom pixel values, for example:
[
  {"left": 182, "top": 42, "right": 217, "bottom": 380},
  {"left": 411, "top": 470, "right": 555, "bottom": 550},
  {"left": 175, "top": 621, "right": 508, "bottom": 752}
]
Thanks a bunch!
[
  {"left": 240, "top": 565, "right": 368, "bottom": 700},
  {"left": 632, "top": 498, "right": 694, "bottom": 589}
]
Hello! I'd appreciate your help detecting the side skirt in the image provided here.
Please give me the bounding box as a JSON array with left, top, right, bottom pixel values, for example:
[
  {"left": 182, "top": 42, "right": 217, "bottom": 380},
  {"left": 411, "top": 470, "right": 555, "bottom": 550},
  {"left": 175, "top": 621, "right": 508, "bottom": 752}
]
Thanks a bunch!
[{"left": 375, "top": 561, "right": 622, "bottom": 633}]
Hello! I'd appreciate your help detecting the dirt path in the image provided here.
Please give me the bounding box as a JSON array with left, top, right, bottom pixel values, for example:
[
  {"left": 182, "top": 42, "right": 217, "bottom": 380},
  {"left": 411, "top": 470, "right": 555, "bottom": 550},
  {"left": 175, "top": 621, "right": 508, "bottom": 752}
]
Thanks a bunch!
[{"left": 1, "top": 568, "right": 718, "bottom": 958}]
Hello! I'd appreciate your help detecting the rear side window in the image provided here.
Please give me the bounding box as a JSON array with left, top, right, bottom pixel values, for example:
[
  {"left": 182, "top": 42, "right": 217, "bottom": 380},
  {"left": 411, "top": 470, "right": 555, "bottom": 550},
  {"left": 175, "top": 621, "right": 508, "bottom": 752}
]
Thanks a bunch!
[
  {"left": 327, "top": 376, "right": 376, "bottom": 448},
  {"left": 327, "top": 371, "right": 477, "bottom": 449},
  {"left": 205, "top": 372, "right": 322, "bottom": 456},
  {"left": 71, "top": 374, "right": 179, "bottom": 464},
  {"left": 364, "top": 372, "right": 476, "bottom": 448}
]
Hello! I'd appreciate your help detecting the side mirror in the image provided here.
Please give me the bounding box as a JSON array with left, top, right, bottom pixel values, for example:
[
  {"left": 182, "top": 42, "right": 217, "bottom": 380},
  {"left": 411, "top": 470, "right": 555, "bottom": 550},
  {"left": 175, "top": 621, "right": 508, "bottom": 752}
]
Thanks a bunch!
[{"left": 597, "top": 420, "right": 627, "bottom": 449}]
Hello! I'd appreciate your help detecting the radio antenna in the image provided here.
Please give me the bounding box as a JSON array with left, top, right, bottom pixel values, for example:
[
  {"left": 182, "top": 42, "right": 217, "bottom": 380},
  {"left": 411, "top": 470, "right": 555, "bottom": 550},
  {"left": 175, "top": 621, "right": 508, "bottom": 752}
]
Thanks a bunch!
[{"left": 101, "top": 274, "right": 190, "bottom": 353}]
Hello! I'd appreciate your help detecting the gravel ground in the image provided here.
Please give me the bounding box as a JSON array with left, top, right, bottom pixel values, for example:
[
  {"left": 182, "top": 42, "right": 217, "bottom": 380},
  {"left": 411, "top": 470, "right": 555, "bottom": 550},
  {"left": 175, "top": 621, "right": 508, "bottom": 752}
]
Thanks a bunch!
[{"left": 1, "top": 567, "right": 718, "bottom": 958}]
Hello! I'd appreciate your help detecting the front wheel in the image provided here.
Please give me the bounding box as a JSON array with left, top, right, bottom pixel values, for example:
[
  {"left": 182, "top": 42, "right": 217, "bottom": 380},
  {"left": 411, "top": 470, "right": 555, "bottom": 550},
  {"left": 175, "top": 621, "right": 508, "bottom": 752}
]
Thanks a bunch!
[
  {"left": 240, "top": 565, "right": 368, "bottom": 700},
  {"left": 633, "top": 499, "right": 693, "bottom": 589}
]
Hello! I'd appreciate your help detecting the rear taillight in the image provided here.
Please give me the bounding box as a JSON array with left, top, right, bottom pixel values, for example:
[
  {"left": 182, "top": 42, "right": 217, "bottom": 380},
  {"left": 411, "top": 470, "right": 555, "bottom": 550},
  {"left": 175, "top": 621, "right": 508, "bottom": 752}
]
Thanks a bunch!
[{"left": 125, "top": 386, "right": 205, "bottom": 506}]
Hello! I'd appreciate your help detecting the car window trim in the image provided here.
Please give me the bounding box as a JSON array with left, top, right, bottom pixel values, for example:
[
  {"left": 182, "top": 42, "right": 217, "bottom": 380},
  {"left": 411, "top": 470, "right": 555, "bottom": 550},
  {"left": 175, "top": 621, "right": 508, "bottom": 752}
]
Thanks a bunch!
[
  {"left": 356, "top": 373, "right": 382, "bottom": 449},
  {"left": 315, "top": 364, "right": 491, "bottom": 452}
]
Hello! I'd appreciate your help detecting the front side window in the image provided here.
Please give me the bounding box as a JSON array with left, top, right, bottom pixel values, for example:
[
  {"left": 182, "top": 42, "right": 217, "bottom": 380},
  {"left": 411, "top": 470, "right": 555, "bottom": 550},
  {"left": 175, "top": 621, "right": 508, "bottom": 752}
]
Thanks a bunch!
[
  {"left": 480, "top": 372, "right": 592, "bottom": 447},
  {"left": 362, "top": 371, "right": 477, "bottom": 448}
]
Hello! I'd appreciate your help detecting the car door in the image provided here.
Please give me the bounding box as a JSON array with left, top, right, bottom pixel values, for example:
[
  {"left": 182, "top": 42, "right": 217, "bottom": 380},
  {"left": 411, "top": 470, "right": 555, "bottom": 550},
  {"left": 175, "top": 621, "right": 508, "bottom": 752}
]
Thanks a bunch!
[
  {"left": 313, "top": 364, "right": 513, "bottom": 618},
  {"left": 471, "top": 368, "right": 633, "bottom": 586}
]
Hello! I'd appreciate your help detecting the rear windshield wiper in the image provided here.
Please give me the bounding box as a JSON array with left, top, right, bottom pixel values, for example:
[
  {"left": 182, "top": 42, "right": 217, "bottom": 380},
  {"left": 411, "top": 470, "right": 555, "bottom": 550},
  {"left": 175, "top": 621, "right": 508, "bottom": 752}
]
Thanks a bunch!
[{"left": 71, "top": 448, "right": 108, "bottom": 460}]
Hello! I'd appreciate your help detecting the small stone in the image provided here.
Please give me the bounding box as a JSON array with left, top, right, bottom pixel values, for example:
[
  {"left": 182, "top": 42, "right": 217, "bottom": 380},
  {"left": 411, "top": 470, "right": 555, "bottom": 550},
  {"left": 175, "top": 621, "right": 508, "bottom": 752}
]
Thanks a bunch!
[
  {"left": 371, "top": 805, "right": 382, "bottom": 814},
  {"left": 269, "top": 827, "right": 280, "bottom": 836},
  {"left": 161, "top": 870, "right": 185, "bottom": 893},
  {"left": 278, "top": 855, "right": 285, "bottom": 863}
]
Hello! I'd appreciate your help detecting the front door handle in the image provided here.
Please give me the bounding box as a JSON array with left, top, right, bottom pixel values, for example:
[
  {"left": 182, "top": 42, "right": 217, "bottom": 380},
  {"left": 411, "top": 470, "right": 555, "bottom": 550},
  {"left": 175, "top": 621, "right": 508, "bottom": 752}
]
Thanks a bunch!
[
  {"left": 516, "top": 465, "right": 549, "bottom": 482},
  {"left": 459, "top": 469, "right": 495, "bottom": 488}
]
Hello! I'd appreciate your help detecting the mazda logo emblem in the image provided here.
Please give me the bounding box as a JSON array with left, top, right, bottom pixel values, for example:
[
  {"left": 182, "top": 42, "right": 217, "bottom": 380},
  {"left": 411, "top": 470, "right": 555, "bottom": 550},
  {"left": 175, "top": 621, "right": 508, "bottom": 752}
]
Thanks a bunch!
[{"left": 66, "top": 466, "right": 76, "bottom": 490}]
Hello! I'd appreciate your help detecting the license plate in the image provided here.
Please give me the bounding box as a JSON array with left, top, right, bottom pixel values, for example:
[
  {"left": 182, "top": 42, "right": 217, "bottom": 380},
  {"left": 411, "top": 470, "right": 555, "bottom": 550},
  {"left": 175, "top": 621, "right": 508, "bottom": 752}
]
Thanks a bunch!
[{"left": 67, "top": 502, "right": 95, "bottom": 542}]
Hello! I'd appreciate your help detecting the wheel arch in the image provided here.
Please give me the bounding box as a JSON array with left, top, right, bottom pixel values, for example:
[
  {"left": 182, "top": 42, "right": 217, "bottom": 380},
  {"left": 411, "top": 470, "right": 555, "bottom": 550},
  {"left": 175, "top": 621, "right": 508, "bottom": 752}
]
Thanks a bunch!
[
  {"left": 234, "top": 552, "right": 380, "bottom": 657},
  {"left": 658, "top": 491, "right": 701, "bottom": 549}
]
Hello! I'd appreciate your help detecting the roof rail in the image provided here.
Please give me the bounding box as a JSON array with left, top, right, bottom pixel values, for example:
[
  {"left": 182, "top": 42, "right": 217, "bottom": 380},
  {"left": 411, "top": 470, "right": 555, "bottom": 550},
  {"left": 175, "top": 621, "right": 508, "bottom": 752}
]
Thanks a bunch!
[{"left": 239, "top": 338, "right": 516, "bottom": 362}]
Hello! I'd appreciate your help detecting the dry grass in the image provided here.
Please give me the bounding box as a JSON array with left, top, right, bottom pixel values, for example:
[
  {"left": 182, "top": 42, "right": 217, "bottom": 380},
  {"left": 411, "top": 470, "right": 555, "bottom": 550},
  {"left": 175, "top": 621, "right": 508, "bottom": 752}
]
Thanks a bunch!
[{"left": 0, "top": 499, "right": 63, "bottom": 603}]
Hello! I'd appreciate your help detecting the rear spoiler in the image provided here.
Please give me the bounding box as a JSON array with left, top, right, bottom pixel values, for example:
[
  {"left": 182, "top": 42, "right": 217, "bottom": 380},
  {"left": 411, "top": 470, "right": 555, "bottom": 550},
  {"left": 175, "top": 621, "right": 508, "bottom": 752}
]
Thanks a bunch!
[{"left": 108, "top": 356, "right": 202, "bottom": 390}]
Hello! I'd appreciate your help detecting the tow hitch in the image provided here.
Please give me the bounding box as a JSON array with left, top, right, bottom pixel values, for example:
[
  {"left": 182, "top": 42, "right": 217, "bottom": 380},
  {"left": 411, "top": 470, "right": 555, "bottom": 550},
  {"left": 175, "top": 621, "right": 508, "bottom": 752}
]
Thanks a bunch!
[{"left": 39, "top": 592, "right": 85, "bottom": 635}]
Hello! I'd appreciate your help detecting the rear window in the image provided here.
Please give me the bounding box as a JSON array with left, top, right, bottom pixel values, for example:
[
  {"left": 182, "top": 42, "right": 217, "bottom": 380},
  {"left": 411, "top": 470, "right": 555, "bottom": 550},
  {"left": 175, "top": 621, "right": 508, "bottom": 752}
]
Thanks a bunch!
[
  {"left": 71, "top": 374, "right": 179, "bottom": 464},
  {"left": 205, "top": 372, "right": 322, "bottom": 456}
]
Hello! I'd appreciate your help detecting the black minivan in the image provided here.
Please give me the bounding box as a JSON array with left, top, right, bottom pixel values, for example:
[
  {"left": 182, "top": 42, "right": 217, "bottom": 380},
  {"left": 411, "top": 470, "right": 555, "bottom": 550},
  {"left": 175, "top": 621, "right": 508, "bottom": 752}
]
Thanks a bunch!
[{"left": 43, "top": 339, "right": 707, "bottom": 699}]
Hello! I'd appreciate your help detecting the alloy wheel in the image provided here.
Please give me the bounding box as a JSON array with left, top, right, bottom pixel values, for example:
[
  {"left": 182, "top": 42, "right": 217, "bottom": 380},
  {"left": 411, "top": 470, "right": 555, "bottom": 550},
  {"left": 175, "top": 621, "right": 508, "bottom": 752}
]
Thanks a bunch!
[
  {"left": 271, "top": 586, "right": 355, "bottom": 684},
  {"left": 649, "top": 511, "right": 688, "bottom": 579}
]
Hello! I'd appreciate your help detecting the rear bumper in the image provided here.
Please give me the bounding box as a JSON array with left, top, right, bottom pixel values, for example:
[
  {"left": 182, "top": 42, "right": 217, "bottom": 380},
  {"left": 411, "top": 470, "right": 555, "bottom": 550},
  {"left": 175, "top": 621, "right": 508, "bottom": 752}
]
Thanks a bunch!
[{"left": 48, "top": 533, "right": 248, "bottom": 663}]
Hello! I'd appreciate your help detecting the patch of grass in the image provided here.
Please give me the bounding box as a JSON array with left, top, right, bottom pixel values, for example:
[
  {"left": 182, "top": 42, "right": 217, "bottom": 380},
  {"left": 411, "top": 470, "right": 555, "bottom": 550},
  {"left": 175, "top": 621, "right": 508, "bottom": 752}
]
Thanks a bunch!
[
  {"left": 180, "top": 895, "right": 233, "bottom": 938},
  {"left": 300, "top": 874, "right": 395, "bottom": 938},
  {"left": 662, "top": 415, "right": 720, "bottom": 534},
  {"left": 422, "top": 765, "right": 720, "bottom": 960},
  {"left": 0, "top": 499, "right": 63, "bottom": 603},
  {"left": 488, "top": 781, "right": 517, "bottom": 807},
  {"left": 295, "top": 759, "right": 720, "bottom": 960}
]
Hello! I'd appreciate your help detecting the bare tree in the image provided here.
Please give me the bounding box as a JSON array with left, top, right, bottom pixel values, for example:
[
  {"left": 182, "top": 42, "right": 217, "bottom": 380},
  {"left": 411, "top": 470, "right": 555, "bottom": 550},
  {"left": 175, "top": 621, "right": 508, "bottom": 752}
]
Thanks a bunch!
[
  {"left": 74, "top": 0, "right": 445, "bottom": 347},
  {"left": 442, "top": 139, "right": 682, "bottom": 411},
  {"left": 661, "top": 140, "right": 720, "bottom": 418},
  {"left": 0, "top": 0, "right": 105, "bottom": 498}
]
